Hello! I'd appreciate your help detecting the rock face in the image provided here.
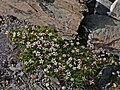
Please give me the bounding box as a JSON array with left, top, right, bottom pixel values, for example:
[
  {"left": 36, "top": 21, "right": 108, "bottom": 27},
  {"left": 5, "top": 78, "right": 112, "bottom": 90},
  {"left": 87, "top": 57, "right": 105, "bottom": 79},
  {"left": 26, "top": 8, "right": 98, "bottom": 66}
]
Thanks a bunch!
[
  {"left": 95, "top": 0, "right": 111, "bottom": 15},
  {"left": 0, "top": 0, "right": 86, "bottom": 39},
  {"left": 82, "top": 14, "right": 120, "bottom": 55},
  {"left": 95, "top": 0, "right": 120, "bottom": 20},
  {"left": 80, "top": 0, "right": 120, "bottom": 55}
]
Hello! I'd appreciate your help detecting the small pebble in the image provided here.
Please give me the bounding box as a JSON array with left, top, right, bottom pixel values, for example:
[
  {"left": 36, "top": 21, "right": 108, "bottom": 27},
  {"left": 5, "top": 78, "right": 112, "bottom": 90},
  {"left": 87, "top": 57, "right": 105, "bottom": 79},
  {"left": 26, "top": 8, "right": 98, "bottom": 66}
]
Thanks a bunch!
[
  {"left": 62, "top": 86, "right": 66, "bottom": 90},
  {"left": 45, "top": 83, "right": 49, "bottom": 87}
]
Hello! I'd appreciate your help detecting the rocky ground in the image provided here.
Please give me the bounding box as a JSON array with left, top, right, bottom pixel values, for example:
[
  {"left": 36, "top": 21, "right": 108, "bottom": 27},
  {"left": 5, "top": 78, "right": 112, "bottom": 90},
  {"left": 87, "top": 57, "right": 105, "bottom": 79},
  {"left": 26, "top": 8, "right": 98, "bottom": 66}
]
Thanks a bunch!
[
  {"left": 0, "top": 0, "right": 120, "bottom": 90},
  {"left": 0, "top": 15, "right": 67, "bottom": 90}
]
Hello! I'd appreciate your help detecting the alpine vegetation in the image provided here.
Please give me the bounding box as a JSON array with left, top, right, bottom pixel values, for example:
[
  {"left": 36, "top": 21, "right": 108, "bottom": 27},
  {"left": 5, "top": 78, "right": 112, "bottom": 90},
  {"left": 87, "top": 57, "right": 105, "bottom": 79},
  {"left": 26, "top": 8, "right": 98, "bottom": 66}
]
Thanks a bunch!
[{"left": 8, "top": 25, "right": 119, "bottom": 89}]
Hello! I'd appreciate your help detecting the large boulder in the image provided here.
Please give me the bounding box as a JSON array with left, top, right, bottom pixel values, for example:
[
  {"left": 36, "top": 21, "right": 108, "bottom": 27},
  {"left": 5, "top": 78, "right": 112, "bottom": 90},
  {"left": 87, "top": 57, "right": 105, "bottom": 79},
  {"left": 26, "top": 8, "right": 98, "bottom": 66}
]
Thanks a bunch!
[
  {"left": 82, "top": 14, "right": 120, "bottom": 55},
  {"left": 0, "top": 0, "right": 86, "bottom": 39},
  {"left": 81, "top": 0, "right": 120, "bottom": 55}
]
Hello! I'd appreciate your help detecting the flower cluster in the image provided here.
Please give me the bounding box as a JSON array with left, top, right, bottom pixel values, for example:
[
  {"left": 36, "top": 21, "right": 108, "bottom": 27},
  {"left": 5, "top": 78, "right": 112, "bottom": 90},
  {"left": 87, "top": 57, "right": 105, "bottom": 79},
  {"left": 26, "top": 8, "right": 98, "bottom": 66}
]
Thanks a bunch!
[{"left": 8, "top": 25, "right": 120, "bottom": 89}]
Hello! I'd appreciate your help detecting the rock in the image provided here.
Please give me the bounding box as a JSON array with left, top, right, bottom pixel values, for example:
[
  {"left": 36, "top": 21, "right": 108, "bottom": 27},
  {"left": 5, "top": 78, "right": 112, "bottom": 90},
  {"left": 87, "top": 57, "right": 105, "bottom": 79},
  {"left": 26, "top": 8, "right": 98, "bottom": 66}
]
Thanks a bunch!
[
  {"left": 16, "top": 62, "right": 22, "bottom": 70},
  {"left": 98, "top": 66, "right": 112, "bottom": 88},
  {"left": 81, "top": 14, "right": 120, "bottom": 55},
  {"left": 17, "top": 72, "right": 24, "bottom": 77},
  {"left": 95, "top": 0, "right": 120, "bottom": 20},
  {"left": 95, "top": 0, "right": 111, "bottom": 15},
  {"left": 9, "top": 66, "right": 22, "bottom": 71},
  {"left": 110, "top": 0, "right": 120, "bottom": 20},
  {"left": 50, "top": 77, "right": 60, "bottom": 85},
  {"left": 33, "top": 84, "right": 43, "bottom": 90},
  {"left": 0, "top": 0, "right": 86, "bottom": 39}
]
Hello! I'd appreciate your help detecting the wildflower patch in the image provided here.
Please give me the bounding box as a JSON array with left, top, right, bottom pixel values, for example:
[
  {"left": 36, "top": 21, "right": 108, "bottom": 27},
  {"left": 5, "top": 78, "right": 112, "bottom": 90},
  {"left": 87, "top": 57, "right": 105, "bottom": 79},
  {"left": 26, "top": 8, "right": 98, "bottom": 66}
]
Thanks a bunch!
[{"left": 8, "top": 25, "right": 119, "bottom": 89}]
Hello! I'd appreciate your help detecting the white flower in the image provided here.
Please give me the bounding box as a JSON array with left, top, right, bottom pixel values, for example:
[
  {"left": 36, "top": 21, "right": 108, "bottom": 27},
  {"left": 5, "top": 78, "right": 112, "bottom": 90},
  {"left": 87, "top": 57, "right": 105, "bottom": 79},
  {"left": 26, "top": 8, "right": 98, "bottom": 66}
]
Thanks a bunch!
[
  {"left": 40, "top": 37, "right": 44, "bottom": 40},
  {"left": 67, "top": 72, "right": 71, "bottom": 76},
  {"left": 70, "top": 78, "right": 74, "bottom": 81},
  {"left": 36, "top": 51, "right": 41, "bottom": 56},
  {"left": 76, "top": 42, "right": 80, "bottom": 45},
  {"left": 59, "top": 57, "right": 62, "bottom": 60},
  {"left": 117, "top": 71, "right": 120, "bottom": 74},
  {"left": 54, "top": 62, "right": 57, "bottom": 66},
  {"left": 89, "top": 80, "right": 95, "bottom": 85},
  {"left": 46, "top": 70, "right": 49, "bottom": 73},
  {"left": 47, "top": 65, "right": 51, "bottom": 69},
  {"left": 25, "top": 25, "right": 28, "bottom": 28},
  {"left": 87, "top": 57, "right": 90, "bottom": 59},
  {"left": 13, "top": 32, "right": 16, "bottom": 37},
  {"left": 53, "top": 38, "right": 57, "bottom": 42},
  {"left": 118, "top": 75, "right": 120, "bottom": 77},
  {"left": 61, "top": 36, "right": 65, "bottom": 40},
  {"left": 76, "top": 49, "right": 79, "bottom": 52},
  {"left": 71, "top": 50, "right": 75, "bottom": 53},
  {"left": 32, "top": 42, "right": 36, "bottom": 46},
  {"left": 48, "top": 32, "right": 53, "bottom": 36},
  {"left": 24, "top": 61, "right": 28, "bottom": 65},
  {"left": 81, "top": 46, "right": 85, "bottom": 49},
  {"left": 73, "top": 67, "right": 76, "bottom": 70},
  {"left": 58, "top": 66, "right": 62, "bottom": 70},
  {"left": 69, "top": 64, "right": 72, "bottom": 68},
  {"left": 76, "top": 38, "right": 79, "bottom": 41},
  {"left": 70, "top": 42, "right": 74, "bottom": 46},
  {"left": 29, "top": 59, "right": 34, "bottom": 63},
  {"left": 45, "top": 48, "right": 48, "bottom": 51},
  {"left": 33, "top": 50, "right": 36, "bottom": 53},
  {"left": 27, "top": 42, "right": 30, "bottom": 45},
  {"left": 65, "top": 41, "right": 69, "bottom": 46},
  {"left": 17, "top": 32, "right": 20, "bottom": 36},
  {"left": 39, "top": 59, "right": 44, "bottom": 64},
  {"left": 58, "top": 63, "right": 62, "bottom": 65},
  {"left": 22, "top": 35, "right": 26, "bottom": 39},
  {"left": 54, "top": 69, "right": 58, "bottom": 72},
  {"left": 68, "top": 57, "right": 72, "bottom": 60},
  {"left": 55, "top": 44, "right": 59, "bottom": 48},
  {"left": 62, "top": 54, "right": 66, "bottom": 57},
  {"left": 77, "top": 64, "right": 81, "bottom": 69},
  {"left": 65, "top": 76, "right": 69, "bottom": 80},
  {"left": 31, "top": 32, "right": 34, "bottom": 35},
  {"left": 44, "top": 68, "right": 48, "bottom": 72},
  {"left": 103, "top": 58, "right": 106, "bottom": 61},
  {"left": 62, "top": 65, "right": 65, "bottom": 69},
  {"left": 26, "top": 45, "right": 30, "bottom": 48}
]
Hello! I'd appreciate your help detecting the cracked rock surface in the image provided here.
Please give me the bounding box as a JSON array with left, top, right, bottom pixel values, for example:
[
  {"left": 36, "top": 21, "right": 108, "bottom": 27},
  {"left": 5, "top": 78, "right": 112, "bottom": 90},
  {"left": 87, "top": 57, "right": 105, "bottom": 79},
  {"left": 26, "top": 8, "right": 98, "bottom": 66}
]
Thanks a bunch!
[{"left": 0, "top": 0, "right": 87, "bottom": 39}]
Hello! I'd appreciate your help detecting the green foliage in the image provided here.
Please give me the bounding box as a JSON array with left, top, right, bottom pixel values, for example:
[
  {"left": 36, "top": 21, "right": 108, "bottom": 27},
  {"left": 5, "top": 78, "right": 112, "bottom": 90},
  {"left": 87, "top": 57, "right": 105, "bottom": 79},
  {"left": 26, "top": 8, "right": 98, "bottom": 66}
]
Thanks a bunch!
[{"left": 8, "top": 25, "right": 119, "bottom": 89}]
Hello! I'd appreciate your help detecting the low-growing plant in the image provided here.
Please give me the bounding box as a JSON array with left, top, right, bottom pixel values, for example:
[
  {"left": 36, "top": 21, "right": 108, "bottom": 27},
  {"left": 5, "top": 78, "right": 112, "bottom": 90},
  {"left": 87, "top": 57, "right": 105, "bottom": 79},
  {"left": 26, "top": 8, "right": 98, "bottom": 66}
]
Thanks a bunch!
[{"left": 8, "top": 25, "right": 119, "bottom": 89}]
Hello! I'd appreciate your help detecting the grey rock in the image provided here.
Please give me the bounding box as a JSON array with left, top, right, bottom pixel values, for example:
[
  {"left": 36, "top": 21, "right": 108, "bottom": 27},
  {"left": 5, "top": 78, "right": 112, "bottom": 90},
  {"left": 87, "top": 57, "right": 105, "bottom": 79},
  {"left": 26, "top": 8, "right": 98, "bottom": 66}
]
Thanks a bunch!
[
  {"left": 82, "top": 14, "right": 120, "bottom": 55},
  {"left": 95, "top": 0, "right": 120, "bottom": 19},
  {"left": 17, "top": 72, "right": 24, "bottom": 77},
  {"left": 9, "top": 66, "right": 22, "bottom": 71},
  {"left": 95, "top": 0, "right": 111, "bottom": 15},
  {"left": 16, "top": 62, "right": 22, "bottom": 70},
  {"left": 33, "top": 83, "right": 43, "bottom": 90},
  {"left": 98, "top": 66, "right": 112, "bottom": 88}
]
